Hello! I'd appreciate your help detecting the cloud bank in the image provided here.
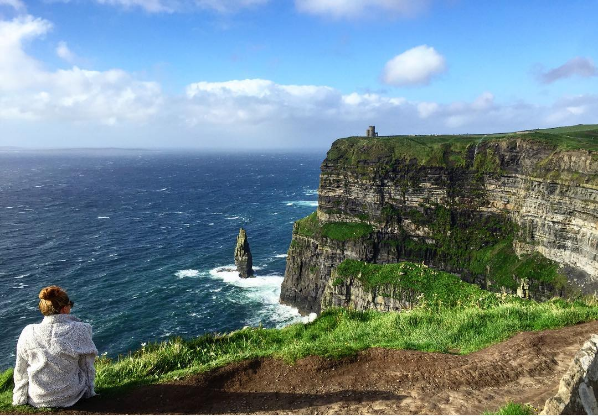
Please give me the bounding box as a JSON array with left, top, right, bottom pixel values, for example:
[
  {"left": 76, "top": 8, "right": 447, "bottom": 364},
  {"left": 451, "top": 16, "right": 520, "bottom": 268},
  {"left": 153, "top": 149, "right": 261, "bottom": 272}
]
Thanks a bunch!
[
  {"left": 0, "top": 15, "right": 162, "bottom": 124},
  {"left": 0, "top": 13, "right": 596, "bottom": 149}
]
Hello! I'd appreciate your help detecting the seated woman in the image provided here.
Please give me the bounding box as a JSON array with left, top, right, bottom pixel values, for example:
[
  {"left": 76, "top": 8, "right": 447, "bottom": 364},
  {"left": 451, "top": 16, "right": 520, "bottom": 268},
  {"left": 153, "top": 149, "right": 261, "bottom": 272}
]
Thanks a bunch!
[{"left": 13, "top": 286, "right": 98, "bottom": 408}]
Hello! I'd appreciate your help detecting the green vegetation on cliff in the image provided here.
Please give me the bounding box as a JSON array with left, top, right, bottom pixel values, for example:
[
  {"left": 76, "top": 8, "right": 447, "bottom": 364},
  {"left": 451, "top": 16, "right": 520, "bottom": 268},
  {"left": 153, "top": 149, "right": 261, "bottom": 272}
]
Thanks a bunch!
[
  {"left": 394, "top": 204, "right": 567, "bottom": 291},
  {"left": 326, "top": 124, "right": 598, "bottom": 168},
  {"left": 326, "top": 134, "right": 480, "bottom": 167},
  {"left": 295, "top": 211, "right": 373, "bottom": 241},
  {"left": 334, "top": 259, "right": 506, "bottom": 309}
]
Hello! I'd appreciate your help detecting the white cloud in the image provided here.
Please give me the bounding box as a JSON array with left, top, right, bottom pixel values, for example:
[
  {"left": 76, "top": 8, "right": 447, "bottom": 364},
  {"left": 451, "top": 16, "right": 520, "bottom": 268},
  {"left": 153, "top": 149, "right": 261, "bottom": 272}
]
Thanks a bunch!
[
  {"left": 185, "top": 79, "right": 340, "bottom": 124},
  {"left": 295, "top": 0, "right": 429, "bottom": 19},
  {"left": 0, "top": 0, "right": 25, "bottom": 11},
  {"left": 381, "top": 45, "right": 446, "bottom": 86},
  {"left": 471, "top": 91, "right": 494, "bottom": 111},
  {"left": 544, "top": 95, "right": 596, "bottom": 125},
  {"left": 92, "top": 0, "right": 268, "bottom": 13},
  {"left": 0, "top": 15, "right": 53, "bottom": 91},
  {"left": 56, "top": 41, "right": 76, "bottom": 63},
  {"left": 0, "top": 15, "right": 163, "bottom": 124},
  {"left": 417, "top": 102, "right": 439, "bottom": 118},
  {"left": 538, "top": 57, "right": 598, "bottom": 84}
]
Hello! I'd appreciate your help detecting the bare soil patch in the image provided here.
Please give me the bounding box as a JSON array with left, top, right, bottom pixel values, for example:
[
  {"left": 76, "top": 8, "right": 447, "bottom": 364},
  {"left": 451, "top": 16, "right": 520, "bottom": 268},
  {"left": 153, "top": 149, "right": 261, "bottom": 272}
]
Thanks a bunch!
[{"left": 17, "top": 320, "right": 598, "bottom": 414}]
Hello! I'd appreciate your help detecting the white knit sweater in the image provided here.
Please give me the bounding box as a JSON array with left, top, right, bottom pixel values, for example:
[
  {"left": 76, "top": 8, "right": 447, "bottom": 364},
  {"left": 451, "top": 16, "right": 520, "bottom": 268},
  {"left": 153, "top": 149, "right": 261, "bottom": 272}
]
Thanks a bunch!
[{"left": 13, "top": 314, "right": 98, "bottom": 408}]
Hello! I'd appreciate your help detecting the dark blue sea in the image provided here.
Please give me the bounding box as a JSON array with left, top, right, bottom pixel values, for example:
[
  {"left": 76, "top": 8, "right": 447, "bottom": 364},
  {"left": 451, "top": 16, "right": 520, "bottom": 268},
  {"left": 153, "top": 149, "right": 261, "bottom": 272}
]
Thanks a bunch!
[{"left": 0, "top": 150, "right": 324, "bottom": 370}]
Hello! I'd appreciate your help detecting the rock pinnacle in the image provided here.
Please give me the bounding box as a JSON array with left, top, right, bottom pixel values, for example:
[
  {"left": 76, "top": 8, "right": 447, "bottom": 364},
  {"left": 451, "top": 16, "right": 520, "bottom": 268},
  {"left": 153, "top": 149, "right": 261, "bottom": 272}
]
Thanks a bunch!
[{"left": 234, "top": 228, "right": 254, "bottom": 278}]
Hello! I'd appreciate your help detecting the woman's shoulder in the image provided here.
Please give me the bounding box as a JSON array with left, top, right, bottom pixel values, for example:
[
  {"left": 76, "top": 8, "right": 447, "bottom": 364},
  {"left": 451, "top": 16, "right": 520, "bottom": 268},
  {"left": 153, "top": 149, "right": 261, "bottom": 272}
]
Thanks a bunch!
[
  {"left": 63, "top": 316, "right": 93, "bottom": 335},
  {"left": 16, "top": 322, "right": 44, "bottom": 349}
]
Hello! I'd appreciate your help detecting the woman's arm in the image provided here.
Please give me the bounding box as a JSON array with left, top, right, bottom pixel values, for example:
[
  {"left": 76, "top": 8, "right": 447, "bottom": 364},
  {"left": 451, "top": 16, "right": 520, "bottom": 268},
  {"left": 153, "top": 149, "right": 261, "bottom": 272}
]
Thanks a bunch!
[
  {"left": 12, "top": 346, "right": 29, "bottom": 406},
  {"left": 78, "top": 354, "right": 97, "bottom": 398}
]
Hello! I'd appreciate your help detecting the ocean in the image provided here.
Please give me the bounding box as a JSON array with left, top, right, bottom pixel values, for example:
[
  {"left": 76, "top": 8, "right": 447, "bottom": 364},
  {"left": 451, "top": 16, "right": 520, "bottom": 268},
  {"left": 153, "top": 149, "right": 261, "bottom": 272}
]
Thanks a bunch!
[{"left": 0, "top": 150, "right": 324, "bottom": 370}]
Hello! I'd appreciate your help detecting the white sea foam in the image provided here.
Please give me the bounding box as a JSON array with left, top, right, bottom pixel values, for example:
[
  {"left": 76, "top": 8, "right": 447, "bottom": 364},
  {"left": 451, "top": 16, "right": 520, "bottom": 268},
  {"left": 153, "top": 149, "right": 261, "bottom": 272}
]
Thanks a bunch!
[
  {"left": 284, "top": 201, "right": 318, "bottom": 207},
  {"left": 209, "top": 265, "right": 303, "bottom": 327},
  {"left": 274, "top": 254, "right": 288, "bottom": 258},
  {"left": 175, "top": 269, "right": 200, "bottom": 278},
  {"left": 225, "top": 216, "right": 239, "bottom": 220},
  {"left": 304, "top": 189, "right": 318, "bottom": 196},
  {"left": 14, "top": 274, "right": 28, "bottom": 279},
  {"left": 97, "top": 216, "right": 110, "bottom": 219},
  {"left": 12, "top": 283, "right": 28, "bottom": 289}
]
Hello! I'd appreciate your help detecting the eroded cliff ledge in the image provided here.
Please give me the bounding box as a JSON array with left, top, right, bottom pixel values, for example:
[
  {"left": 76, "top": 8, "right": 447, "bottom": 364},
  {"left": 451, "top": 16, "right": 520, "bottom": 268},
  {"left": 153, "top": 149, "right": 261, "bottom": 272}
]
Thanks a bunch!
[{"left": 281, "top": 127, "right": 598, "bottom": 315}]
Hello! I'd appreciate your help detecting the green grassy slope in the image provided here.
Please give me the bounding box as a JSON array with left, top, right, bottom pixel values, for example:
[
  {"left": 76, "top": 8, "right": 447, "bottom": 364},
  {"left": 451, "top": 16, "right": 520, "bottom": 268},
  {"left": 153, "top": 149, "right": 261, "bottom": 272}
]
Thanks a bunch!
[{"left": 2, "top": 262, "right": 598, "bottom": 411}]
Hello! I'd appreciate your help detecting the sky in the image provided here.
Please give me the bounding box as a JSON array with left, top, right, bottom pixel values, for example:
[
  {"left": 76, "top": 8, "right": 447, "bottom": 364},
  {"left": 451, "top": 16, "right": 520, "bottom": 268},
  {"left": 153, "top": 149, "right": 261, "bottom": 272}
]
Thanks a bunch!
[{"left": 0, "top": 0, "right": 597, "bottom": 150}]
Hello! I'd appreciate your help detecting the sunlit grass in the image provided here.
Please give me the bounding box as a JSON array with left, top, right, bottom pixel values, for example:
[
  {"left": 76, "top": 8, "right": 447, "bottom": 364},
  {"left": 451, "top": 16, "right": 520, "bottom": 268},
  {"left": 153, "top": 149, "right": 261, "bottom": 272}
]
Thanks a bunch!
[
  {"left": 485, "top": 401, "right": 537, "bottom": 415},
  {"left": 2, "top": 291, "right": 597, "bottom": 411}
]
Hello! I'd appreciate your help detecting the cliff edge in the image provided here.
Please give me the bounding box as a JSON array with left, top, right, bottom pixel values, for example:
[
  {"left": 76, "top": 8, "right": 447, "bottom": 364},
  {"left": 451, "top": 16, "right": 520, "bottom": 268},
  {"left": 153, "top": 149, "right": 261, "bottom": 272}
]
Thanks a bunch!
[{"left": 281, "top": 127, "right": 598, "bottom": 314}]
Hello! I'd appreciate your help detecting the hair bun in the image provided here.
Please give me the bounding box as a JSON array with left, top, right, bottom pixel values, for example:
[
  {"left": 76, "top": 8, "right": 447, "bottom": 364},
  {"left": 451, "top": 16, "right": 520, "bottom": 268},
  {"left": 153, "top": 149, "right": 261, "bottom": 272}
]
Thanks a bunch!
[{"left": 39, "top": 286, "right": 61, "bottom": 301}]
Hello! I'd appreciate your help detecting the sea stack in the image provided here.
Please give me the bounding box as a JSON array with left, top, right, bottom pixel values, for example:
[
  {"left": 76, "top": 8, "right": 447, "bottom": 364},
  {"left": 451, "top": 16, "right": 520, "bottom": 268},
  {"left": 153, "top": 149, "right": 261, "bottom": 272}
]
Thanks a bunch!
[{"left": 234, "top": 228, "right": 254, "bottom": 278}]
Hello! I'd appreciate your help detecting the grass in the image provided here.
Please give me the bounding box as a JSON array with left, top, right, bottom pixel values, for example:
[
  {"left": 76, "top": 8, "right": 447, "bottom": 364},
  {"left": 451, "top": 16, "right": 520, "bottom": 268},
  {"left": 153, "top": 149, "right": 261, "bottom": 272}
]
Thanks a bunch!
[
  {"left": 326, "top": 125, "right": 598, "bottom": 168},
  {"left": 537, "top": 124, "right": 598, "bottom": 134},
  {"left": 294, "top": 211, "right": 319, "bottom": 237},
  {"left": 3, "top": 297, "right": 598, "bottom": 410},
  {"left": 295, "top": 211, "right": 373, "bottom": 241},
  {"left": 321, "top": 222, "right": 373, "bottom": 241},
  {"left": 334, "top": 259, "right": 508, "bottom": 309},
  {"left": 469, "top": 238, "right": 567, "bottom": 291},
  {"left": 485, "top": 401, "right": 537, "bottom": 415}
]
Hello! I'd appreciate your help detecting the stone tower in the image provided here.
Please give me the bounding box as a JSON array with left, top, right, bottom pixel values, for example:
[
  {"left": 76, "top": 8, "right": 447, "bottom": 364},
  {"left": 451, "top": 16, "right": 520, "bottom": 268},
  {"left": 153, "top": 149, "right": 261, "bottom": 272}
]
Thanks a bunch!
[{"left": 366, "top": 126, "right": 378, "bottom": 137}]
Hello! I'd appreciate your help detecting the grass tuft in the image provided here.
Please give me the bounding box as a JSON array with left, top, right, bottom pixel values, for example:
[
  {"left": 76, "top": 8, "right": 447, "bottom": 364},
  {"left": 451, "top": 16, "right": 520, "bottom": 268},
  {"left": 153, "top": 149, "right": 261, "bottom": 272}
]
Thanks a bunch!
[
  {"left": 295, "top": 211, "right": 372, "bottom": 241},
  {"left": 485, "top": 401, "right": 537, "bottom": 415}
]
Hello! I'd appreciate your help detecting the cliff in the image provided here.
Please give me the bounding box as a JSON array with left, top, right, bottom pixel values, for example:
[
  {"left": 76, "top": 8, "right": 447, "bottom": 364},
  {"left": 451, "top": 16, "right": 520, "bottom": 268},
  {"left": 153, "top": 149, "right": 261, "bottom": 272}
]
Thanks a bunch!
[{"left": 280, "top": 127, "right": 598, "bottom": 314}]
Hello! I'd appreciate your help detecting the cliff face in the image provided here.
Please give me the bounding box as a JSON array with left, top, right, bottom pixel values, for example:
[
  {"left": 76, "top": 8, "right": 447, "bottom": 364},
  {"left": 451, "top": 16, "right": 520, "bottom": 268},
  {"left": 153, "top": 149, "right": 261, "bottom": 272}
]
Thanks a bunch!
[
  {"left": 280, "top": 133, "right": 598, "bottom": 315},
  {"left": 321, "top": 273, "right": 416, "bottom": 313}
]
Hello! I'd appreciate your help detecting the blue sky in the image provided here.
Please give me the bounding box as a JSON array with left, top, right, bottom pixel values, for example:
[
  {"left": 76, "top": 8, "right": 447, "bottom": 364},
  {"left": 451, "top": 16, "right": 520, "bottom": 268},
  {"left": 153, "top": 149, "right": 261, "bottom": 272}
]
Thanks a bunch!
[{"left": 0, "top": 0, "right": 597, "bottom": 149}]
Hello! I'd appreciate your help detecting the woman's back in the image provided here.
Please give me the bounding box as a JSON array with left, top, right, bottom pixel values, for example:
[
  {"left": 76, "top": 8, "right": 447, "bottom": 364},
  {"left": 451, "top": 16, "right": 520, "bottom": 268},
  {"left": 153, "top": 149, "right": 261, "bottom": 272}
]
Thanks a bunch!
[{"left": 13, "top": 287, "right": 97, "bottom": 408}]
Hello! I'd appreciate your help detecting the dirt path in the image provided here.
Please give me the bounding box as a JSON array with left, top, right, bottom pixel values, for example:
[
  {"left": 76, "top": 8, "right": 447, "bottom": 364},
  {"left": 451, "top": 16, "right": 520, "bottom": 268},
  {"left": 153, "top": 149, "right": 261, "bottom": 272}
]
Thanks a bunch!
[{"left": 49, "top": 321, "right": 598, "bottom": 414}]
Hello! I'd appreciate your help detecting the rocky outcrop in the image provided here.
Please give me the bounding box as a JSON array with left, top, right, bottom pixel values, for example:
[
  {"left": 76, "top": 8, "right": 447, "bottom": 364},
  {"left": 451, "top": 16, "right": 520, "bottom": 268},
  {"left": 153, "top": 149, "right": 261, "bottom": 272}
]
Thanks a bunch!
[
  {"left": 321, "top": 271, "right": 416, "bottom": 312},
  {"left": 280, "top": 134, "right": 598, "bottom": 315},
  {"left": 234, "top": 228, "right": 254, "bottom": 278},
  {"left": 542, "top": 334, "right": 598, "bottom": 415}
]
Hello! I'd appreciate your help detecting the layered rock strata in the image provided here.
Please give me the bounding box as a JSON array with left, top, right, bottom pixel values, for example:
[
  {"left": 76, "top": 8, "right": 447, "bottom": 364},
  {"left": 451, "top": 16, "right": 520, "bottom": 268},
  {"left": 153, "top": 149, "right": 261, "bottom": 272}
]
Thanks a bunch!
[
  {"left": 281, "top": 135, "right": 598, "bottom": 314},
  {"left": 321, "top": 272, "right": 415, "bottom": 312}
]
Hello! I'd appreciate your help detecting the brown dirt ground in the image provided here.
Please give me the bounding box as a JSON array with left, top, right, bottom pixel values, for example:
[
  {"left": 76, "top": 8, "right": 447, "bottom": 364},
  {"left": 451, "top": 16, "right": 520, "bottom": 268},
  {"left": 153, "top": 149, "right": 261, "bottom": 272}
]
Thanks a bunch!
[{"left": 17, "top": 320, "right": 598, "bottom": 414}]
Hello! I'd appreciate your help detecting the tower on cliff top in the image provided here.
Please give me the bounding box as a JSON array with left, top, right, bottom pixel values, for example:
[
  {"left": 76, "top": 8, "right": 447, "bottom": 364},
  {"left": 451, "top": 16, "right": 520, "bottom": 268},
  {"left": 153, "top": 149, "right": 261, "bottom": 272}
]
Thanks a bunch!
[{"left": 366, "top": 126, "right": 378, "bottom": 137}]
